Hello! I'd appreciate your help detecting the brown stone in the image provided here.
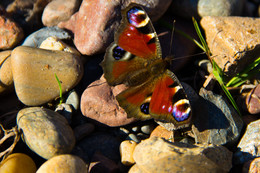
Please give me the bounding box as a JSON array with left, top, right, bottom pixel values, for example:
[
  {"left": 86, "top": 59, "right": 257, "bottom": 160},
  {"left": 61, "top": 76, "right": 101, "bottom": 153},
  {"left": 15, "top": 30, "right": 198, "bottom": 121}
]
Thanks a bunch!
[
  {"left": 11, "top": 46, "right": 83, "bottom": 106},
  {"left": 201, "top": 16, "right": 260, "bottom": 76},
  {"left": 150, "top": 125, "right": 174, "bottom": 142},
  {"left": 133, "top": 137, "right": 232, "bottom": 172},
  {"left": 42, "top": 0, "right": 81, "bottom": 27},
  {"left": 80, "top": 76, "right": 136, "bottom": 126},
  {"left": 0, "top": 50, "right": 13, "bottom": 94},
  {"left": 37, "top": 154, "right": 88, "bottom": 173},
  {"left": 88, "top": 152, "right": 119, "bottom": 173},
  {"left": 58, "top": 0, "right": 121, "bottom": 55},
  {"left": 0, "top": 15, "right": 24, "bottom": 49},
  {"left": 246, "top": 84, "right": 260, "bottom": 114}
]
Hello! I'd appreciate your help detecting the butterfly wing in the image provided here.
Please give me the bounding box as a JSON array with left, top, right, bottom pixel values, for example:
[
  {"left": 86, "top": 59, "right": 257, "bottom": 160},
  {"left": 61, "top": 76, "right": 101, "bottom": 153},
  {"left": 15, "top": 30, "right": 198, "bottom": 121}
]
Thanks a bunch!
[
  {"left": 101, "top": 4, "right": 162, "bottom": 86},
  {"left": 117, "top": 70, "right": 192, "bottom": 127}
]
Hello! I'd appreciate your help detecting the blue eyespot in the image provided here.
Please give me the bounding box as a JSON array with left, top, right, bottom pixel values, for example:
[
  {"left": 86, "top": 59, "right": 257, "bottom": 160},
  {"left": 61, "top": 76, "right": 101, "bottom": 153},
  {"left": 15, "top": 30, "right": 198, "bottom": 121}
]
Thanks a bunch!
[{"left": 112, "top": 46, "right": 126, "bottom": 60}]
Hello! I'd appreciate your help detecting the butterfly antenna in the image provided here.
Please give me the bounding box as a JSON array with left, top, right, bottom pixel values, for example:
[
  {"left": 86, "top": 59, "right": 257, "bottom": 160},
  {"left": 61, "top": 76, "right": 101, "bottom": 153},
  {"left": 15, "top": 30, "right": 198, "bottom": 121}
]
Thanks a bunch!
[{"left": 168, "top": 20, "right": 176, "bottom": 56}]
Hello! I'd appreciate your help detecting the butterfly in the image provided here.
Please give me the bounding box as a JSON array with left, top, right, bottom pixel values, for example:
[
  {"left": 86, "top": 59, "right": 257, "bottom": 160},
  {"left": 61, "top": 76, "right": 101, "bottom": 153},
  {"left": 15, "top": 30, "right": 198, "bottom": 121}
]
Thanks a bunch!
[{"left": 101, "top": 3, "right": 192, "bottom": 128}]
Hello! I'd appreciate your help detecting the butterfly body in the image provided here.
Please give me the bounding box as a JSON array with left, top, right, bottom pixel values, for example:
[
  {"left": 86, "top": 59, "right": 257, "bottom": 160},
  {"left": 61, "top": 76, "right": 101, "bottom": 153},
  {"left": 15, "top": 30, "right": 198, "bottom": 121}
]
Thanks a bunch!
[{"left": 101, "top": 4, "right": 192, "bottom": 127}]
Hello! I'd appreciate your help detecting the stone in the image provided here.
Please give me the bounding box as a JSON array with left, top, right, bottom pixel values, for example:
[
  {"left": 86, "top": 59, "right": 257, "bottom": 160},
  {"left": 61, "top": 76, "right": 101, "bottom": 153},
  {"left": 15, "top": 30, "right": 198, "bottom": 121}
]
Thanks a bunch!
[
  {"left": 58, "top": 0, "right": 172, "bottom": 55},
  {"left": 126, "top": 133, "right": 140, "bottom": 143},
  {"left": 120, "top": 140, "right": 137, "bottom": 166},
  {"left": 0, "top": 15, "right": 24, "bottom": 49},
  {"left": 80, "top": 76, "right": 136, "bottom": 127},
  {"left": 17, "top": 107, "right": 76, "bottom": 159},
  {"left": 6, "top": 0, "right": 51, "bottom": 35},
  {"left": 246, "top": 157, "right": 260, "bottom": 173},
  {"left": 234, "top": 119, "right": 260, "bottom": 164},
  {"left": 58, "top": 0, "right": 121, "bottom": 55},
  {"left": 132, "top": 137, "right": 232, "bottom": 172},
  {"left": 42, "top": 0, "right": 81, "bottom": 27},
  {"left": 39, "top": 36, "right": 81, "bottom": 56},
  {"left": 73, "top": 123, "right": 95, "bottom": 142},
  {"left": 66, "top": 90, "right": 80, "bottom": 110},
  {"left": 88, "top": 151, "right": 119, "bottom": 173},
  {"left": 22, "top": 26, "right": 71, "bottom": 48},
  {"left": 198, "top": 0, "right": 245, "bottom": 17},
  {"left": 75, "top": 132, "right": 121, "bottom": 162},
  {"left": 0, "top": 50, "right": 13, "bottom": 94},
  {"left": 11, "top": 46, "right": 83, "bottom": 106},
  {"left": 150, "top": 125, "right": 174, "bottom": 142},
  {"left": 245, "top": 84, "right": 260, "bottom": 114},
  {"left": 55, "top": 103, "right": 74, "bottom": 124},
  {"left": 170, "top": 0, "right": 244, "bottom": 19},
  {"left": 192, "top": 88, "right": 244, "bottom": 146},
  {"left": 36, "top": 154, "right": 88, "bottom": 173},
  {"left": 201, "top": 16, "right": 260, "bottom": 76},
  {"left": 141, "top": 124, "right": 155, "bottom": 135}
]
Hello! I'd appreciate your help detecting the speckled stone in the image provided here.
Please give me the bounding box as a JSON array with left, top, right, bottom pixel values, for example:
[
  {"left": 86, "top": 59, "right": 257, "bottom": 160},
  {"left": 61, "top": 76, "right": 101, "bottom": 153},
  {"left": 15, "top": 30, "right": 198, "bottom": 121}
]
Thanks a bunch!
[
  {"left": 0, "top": 50, "right": 13, "bottom": 94},
  {"left": 17, "top": 107, "right": 76, "bottom": 159},
  {"left": 132, "top": 137, "right": 232, "bottom": 172},
  {"left": 11, "top": 46, "right": 83, "bottom": 106}
]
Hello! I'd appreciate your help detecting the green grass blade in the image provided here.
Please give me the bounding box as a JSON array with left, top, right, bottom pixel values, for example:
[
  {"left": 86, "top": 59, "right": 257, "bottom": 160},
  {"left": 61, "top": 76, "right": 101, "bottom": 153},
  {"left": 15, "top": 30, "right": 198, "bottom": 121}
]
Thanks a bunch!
[
  {"left": 55, "top": 73, "right": 63, "bottom": 104},
  {"left": 226, "top": 57, "right": 260, "bottom": 87}
]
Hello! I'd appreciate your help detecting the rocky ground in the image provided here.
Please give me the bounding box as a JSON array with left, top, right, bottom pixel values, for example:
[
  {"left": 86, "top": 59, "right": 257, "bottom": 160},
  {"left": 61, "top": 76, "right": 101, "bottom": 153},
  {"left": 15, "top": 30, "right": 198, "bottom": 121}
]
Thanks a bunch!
[{"left": 0, "top": 0, "right": 260, "bottom": 173}]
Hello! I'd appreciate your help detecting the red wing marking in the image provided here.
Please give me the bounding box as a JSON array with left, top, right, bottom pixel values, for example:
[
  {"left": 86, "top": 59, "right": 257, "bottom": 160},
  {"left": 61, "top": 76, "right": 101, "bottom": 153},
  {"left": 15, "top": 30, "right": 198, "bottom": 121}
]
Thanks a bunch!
[
  {"left": 149, "top": 76, "right": 177, "bottom": 115},
  {"left": 118, "top": 26, "right": 156, "bottom": 58}
]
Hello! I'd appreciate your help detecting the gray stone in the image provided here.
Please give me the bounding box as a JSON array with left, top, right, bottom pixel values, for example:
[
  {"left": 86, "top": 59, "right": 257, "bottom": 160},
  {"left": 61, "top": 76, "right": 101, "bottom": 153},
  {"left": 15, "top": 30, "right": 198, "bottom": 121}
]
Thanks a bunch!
[
  {"left": 192, "top": 88, "right": 244, "bottom": 146},
  {"left": 22, "top": 27, "right": 71, "bottom": 48}
]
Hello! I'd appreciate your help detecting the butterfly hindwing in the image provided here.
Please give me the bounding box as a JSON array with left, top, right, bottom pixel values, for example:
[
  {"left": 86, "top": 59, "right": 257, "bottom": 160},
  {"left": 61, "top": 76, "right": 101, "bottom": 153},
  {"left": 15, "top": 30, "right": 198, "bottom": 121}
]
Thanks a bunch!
[{"left": 117, "top": 70, "right": 192, "bottom": 126}]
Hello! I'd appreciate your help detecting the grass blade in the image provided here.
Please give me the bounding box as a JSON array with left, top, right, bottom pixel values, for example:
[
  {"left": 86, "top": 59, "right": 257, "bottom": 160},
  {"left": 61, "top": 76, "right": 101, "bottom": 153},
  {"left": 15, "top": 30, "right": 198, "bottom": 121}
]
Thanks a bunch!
[{"left": 55, "top": 73, "right": 63, "bottom": 104}]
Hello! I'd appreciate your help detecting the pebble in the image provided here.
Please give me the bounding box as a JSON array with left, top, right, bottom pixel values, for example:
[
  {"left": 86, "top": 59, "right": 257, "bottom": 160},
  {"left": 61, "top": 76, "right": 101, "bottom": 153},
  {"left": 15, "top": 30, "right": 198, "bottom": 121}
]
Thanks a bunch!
[
  {"left": 55, "top": 103, "right": 74, "bottom": 124},
  {"left": 0, "top": 15, "right": 24, "bottom": 49},
  {"left": 120, "top": 140, "right": 137, "bottom": 166},
  {"left": 234, "top": 119, "right": 260, "bottom": 164},
  {"left": 39, "top": 36, "right": 81, "bottom": 56},
  {"left": 245, "top": 84, "right": 260, "bottom": 114},
  {"left": 126, "top": 133, "right": 140, "bottom": 143},
  {"left": 150, "top": 125, "right": 174, "bottom": 142},
  {"left": 58, "top": 0, "right": 172, "bottom": 55},
  {"left": 36, "top": 154, "right": 88, "bottom": 173},
  {"left": 244, "top": 157, "right": 260, "bottom": 173},
  {"left": 75, "top": 132, "right": 121, "bottom": 162},
  {"left": 88, "top": 151, "right": 119, "bottom": 173},
  {"left": 201, "top": 16, "right": 260, "bottom": 76},
  {"left": 22, "top": 26, "right": 71, "bottom": 48},
  {"left": 0, "top": 50, "right": 13, "bottom": 95},
  {"left": 16, "top": 107, "right": 76, "bottom": 159},
  {"left": 141, "top": 124, "right": 155, "bottom": 135},
  {"left": 11, "top": 46, "right": 83, "bottom": 106},
  {"left": 192, "top": 88, "right": 243, "bottom": 145},
  {"left": 5, "top": 0, "right": 50, "bottom": 35},
  {"left": 73, "top": 123, "right": 95, "bottom": 142},
  {"left": 131, "top": 137, "right": 233, "bottom": 172},
  {"left": 42, "top": 0, "right": 81, "bottom": 27},
  {"left": 80, "top": 76, "right": 136, "bottom": 127},
  {"left": 170, "top": 0, "right": 245, "bottom": 19},
  {"left": 65, "top": 90, "right": 80, "bottom": 110}
]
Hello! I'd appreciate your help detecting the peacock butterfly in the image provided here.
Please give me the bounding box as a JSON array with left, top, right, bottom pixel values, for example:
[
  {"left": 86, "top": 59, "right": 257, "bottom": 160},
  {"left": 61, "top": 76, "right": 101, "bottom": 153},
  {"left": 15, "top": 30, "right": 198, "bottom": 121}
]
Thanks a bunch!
[{"left": 101, "top": 3, "right": 192, "bottom": 128}]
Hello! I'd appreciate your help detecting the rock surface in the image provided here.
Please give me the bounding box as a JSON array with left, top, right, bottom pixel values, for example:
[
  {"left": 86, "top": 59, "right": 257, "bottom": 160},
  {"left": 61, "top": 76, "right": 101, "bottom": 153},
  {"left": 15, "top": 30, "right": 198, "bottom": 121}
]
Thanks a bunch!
[
  {"left": 234, "top": 119, "right": 260, "bottom": 164},
  {"left": 130, "top": 137, "right": 232, "bottom": 173},
  {"left": 120, "top": 140, "right": 137, "bottom": 166},
  {"left": 17, "top": 107, "right": 76, "bottom": 159},
  {"left": 42, "top": 0, "right": 81, "bottom": 27},
  {"left": 192, "top": 88, "right": 243, "bottom": 145},
  {"left": 11, "top": 46, "right": 83, "bottom": 106},
  {"left": 201, "top": 16, "right": 260, "bottom": 76},
  {"left": 36, "top": 154, "right": 88, "bottom": 173},
  {"left": 0, "top": 50, "right": 13, "bottom": 94},
  {"left": 245, "top": 84, "right": 260, "bottom": 114},
  {"left": 80, "top": 76, "right": 136, "bottom": 127},
  {"left": 0, "top": 15, "right": 24, "bottom": 49}
]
